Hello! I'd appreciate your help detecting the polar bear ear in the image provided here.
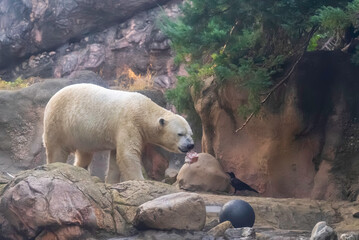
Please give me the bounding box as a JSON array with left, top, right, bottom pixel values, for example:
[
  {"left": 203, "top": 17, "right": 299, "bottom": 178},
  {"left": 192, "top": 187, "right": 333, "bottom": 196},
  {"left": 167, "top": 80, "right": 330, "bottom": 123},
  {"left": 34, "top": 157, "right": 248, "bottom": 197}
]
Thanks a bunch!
[{"left": 159, "top": 118, "right": 166, "bottom": 126}]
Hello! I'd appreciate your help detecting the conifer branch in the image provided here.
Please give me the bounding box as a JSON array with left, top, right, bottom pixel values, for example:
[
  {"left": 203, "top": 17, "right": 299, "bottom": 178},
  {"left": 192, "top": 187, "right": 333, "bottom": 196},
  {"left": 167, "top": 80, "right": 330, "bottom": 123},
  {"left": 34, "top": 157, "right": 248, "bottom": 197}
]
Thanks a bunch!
[{"left": 235, "top": 27, "right": 317, "bottom": 133}]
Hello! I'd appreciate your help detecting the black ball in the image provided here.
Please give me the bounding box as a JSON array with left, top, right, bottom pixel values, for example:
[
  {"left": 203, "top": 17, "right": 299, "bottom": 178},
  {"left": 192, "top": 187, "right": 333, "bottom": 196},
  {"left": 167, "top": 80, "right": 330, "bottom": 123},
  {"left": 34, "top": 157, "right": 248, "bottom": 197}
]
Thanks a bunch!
[{"left": 219, "top": 200, "right": 255, "bottom": 228}]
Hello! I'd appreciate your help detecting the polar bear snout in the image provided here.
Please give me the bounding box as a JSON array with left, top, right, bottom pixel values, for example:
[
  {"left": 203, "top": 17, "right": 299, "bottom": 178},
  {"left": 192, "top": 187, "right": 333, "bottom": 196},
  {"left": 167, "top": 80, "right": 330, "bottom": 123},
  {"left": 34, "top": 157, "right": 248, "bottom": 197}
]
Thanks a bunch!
[
  {"left": 178, "top": 137, "right": 194, "bottom": 153},
  {"left": 187, "top": 143, "right": 195, "bottom": 150}
]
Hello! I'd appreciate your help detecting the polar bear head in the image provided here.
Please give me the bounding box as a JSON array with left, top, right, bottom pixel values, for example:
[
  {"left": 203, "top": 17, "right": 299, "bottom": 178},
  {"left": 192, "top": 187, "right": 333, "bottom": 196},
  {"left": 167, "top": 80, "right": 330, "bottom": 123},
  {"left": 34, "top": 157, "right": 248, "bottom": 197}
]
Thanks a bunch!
[{"left": 155, "top": 114, "right": 194, "bottom": 154}]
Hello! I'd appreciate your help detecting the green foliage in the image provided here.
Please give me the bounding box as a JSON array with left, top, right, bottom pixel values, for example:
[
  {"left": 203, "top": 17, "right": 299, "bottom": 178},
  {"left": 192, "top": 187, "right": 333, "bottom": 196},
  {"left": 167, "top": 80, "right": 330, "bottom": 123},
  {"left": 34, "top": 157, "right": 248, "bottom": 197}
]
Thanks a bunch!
[
  {"left": 160, "top": 0, "right": 352, "bottom": 119},
  {"left": 166, "top": 76, "right": 202, "bottom": 139},
  {"left": 311, "top": 7, "right": 351, "bottom": 32},
  {"left": 312, "top": 0, "right": 359, "bottom": 63},
  {"left": 0, "top": 76, "right": 28, "bottom": 90},
  {"left": 312, "top": 0, "right": 359, "bottom": 32},
  {"left": 307, "top": 34, "right": 326, "bottom": 51}
]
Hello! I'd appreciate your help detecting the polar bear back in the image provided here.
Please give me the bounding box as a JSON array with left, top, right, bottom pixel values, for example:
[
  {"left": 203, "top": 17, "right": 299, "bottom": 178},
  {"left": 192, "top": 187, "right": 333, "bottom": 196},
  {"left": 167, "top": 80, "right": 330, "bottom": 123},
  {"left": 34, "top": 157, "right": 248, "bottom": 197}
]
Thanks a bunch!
[{"left": 43, "top": 84, "right": 166, "bottom": 152}]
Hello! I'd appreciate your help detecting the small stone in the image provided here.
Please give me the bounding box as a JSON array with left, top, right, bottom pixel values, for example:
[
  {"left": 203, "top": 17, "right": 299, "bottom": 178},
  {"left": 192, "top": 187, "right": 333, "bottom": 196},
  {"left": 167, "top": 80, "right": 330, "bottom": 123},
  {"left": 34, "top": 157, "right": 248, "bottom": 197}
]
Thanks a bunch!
[
  {"left": 310, "top": 221, "right": 337, "bottom": 240},
  {"left": 203, "top": 219, "right": 220, "bottom": 232},
  {"left": 224, "top": 227, "right": 255, "bottom": 240},
  {"left": 163, "top": 168, "right": 178, "bottom": 184},
  {"left": 340, "top": 232, "right": 359, "bottom": 240},
  {"left": 208, "top": 221, "right": 233, "bottom": 238},
  {"left": 49, "top": 51, "right": 56, "bottom": 56}
]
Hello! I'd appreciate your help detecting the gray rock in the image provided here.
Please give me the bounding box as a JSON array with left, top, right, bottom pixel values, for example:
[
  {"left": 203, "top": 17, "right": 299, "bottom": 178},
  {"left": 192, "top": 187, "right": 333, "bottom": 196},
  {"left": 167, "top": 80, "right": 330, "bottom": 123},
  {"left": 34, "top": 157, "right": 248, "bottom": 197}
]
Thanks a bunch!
[
  {"left": 340, "top": 232, "right": 359, "bottom": 240},
  {"left": 255, "top": 228, "right": 310, "bottom": 240},
  {"left": 134, "top": 192, "right": 206, "bottom": 231},
  {"left": 154, "top": 75, "right": 172, "bottom": 89},
  {"left": 310, "top": 221, "right": 337, "bottom": 240},
  {"left": 208, "top": 221, "right": 233, "bottom": 238},
  {"left": 108, "top": 230, "right": 211, "bottom": 240},
  {"left": 0, "top": 0, "right": 171, "bottom": 69},
  {"left": 163, "top": 168, "right": 178, "bottom": 184},
  {"left": 203, "top": 219, "right": 220, "bottom": 232},
  {"left": 224, "top": 227, "right": 256, "bottom": 240},
  {"left": 1, "top": 0, "right": 182, "bottom": 90}
]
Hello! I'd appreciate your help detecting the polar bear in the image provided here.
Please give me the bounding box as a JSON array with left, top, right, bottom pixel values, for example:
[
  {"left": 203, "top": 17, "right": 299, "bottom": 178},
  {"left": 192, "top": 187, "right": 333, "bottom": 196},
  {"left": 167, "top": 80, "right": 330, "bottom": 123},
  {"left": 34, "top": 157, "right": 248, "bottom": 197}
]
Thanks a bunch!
[{"left": 43, "top": 83, "right": 194, "bottom": 183}]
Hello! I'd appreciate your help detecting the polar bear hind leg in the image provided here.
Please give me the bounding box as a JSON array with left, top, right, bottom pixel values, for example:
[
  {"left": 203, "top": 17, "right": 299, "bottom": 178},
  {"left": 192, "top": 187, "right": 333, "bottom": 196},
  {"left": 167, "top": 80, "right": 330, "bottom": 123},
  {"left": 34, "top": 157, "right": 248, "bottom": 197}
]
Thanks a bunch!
[{"left": 74, "top": 151, "right": 93, "bottom": 169}]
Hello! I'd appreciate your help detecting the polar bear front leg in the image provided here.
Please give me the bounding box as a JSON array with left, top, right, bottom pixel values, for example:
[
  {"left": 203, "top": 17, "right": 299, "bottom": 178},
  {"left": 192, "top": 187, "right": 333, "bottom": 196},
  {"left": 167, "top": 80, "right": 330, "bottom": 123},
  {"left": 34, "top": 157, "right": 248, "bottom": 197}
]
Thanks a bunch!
[
  {"left": 116, "top": 146, "right": 144, "bottom": 181},
  {"left": 45, "top": 145, "right": 70, "bottom": 164},
  {"left": 106, "top": 150, "right": 121, "bottom": 184}
]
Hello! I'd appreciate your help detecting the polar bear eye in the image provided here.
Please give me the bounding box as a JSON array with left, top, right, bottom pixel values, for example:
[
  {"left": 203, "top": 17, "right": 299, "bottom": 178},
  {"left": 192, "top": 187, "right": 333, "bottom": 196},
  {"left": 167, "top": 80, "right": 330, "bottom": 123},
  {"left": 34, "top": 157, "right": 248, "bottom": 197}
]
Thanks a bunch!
[{"left": 178, "top": 133, "right": 184, "bottom": 137}]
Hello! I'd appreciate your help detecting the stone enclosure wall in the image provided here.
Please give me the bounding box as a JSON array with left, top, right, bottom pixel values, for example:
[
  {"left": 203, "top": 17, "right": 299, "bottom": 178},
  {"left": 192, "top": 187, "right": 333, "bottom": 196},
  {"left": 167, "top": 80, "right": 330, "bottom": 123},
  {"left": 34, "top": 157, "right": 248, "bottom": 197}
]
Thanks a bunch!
[{"left": 195, "top": 51, "right": 359, "bottom": 200}]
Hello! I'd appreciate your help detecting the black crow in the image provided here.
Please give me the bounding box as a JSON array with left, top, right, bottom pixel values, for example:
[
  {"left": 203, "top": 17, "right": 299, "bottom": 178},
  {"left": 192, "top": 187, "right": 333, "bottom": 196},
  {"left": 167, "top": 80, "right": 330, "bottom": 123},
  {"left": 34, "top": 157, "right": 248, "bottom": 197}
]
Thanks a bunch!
[{"left": 227, "top": 172, "right": 259, "bottom": 194}]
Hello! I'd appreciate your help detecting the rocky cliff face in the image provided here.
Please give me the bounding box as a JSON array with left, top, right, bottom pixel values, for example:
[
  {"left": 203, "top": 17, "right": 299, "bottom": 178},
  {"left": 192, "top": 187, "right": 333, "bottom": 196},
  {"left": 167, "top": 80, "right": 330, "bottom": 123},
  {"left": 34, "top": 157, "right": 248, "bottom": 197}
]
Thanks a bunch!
[
  {"left": 0, "top": 0, "right": 182, "bottom": 89},
  {"left": 0, "top": 0, "right": 185, "bottom": 180},
  {"left": 0, "top": 71, "right": 106, "bottom": 175},
  {"left": 194, "top": 51, "right": 359, "bottom": 200}
]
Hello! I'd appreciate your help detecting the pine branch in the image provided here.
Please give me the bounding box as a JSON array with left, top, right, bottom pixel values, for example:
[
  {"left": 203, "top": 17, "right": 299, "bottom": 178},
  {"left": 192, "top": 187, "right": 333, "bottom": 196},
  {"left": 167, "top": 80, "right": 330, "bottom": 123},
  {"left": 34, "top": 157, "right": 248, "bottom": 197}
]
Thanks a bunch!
[
  {"left": 234, "top": 55, "right": 301, "bottom": 133},
  {"left": 221, "top": 20, "right": 239, "bottom": 54},
  {"left": 235, "top": 27, "right": 318, "bottom": 133}
]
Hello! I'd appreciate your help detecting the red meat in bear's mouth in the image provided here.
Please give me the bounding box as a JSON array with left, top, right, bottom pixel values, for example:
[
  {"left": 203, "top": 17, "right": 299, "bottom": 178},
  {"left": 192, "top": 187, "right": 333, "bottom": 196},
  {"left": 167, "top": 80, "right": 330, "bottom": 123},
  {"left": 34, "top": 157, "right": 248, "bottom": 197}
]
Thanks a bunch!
[{"left": 185, "top": 150, "right": 199, "bottom": 164}]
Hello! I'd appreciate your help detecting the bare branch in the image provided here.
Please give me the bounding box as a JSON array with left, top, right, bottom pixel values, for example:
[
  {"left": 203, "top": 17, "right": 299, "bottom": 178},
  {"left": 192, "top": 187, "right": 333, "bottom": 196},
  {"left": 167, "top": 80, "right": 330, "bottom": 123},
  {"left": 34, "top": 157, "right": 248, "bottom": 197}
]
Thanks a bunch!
[
  {"left": 234, "top": 55, "right": 301, "bottom": 133},
  {"left": 235, "top": 112, "right": 254, "bottom": 132}
]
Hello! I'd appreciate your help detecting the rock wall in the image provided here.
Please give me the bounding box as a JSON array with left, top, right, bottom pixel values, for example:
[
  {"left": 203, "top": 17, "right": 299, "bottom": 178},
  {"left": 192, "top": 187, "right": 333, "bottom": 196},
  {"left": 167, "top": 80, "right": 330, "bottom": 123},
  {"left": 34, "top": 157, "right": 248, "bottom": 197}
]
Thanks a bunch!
[
  {"left": 0, "top": 71, "right": 106, "bottom": 174},
  {"left": 194, "top": 51, "right": 359, "bottom": 200},
  {"left": 0, "top": 0, "right": 188, "bottom": 180},
  {"left": 0, "top": 0, "right": 182, "bottom": 89}
]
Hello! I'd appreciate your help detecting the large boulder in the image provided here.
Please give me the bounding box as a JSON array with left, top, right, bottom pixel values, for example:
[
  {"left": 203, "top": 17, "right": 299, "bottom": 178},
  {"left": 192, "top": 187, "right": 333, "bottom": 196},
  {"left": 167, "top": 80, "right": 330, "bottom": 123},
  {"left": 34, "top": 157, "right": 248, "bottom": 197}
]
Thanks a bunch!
[
  {"left": 176, "top": 153, "right": 230, "bottom": 192},
  {"left": 0, "top": 163, "right": 124, "bottom": 239},
  {"left": 110, "top": 180, "right": 179, "bottom": 224},
  {"left": 133, "top": 192, "right": 206, "bottom": 231}
]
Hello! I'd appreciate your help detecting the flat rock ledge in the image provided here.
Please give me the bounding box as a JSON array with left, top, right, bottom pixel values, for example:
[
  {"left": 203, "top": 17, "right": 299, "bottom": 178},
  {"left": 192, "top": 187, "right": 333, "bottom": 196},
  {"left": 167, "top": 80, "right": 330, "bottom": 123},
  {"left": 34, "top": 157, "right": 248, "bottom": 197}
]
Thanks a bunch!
[{"left": 1, "top": 163, "right": 359, "bottom": 239}]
